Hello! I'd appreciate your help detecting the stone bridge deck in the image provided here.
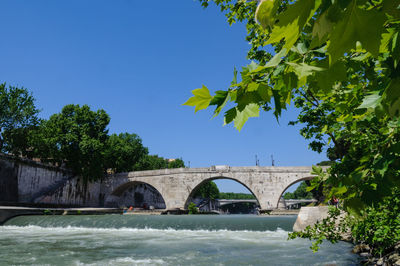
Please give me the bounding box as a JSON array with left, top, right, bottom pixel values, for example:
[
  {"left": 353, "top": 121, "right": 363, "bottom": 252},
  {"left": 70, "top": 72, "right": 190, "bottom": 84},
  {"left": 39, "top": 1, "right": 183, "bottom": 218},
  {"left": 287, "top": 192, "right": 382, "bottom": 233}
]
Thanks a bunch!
[{"left": 104, "top": 166, "right": 317, "bottom": 211}]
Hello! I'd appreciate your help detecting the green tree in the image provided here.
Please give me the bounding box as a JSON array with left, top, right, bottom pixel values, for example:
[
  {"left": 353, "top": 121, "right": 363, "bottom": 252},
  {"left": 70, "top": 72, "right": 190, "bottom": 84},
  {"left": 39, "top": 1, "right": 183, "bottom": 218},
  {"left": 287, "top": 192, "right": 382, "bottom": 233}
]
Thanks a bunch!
[
  {"left": 133, "top": 155, "right": 185, "bottom": 171},
  {"left": 185, "top": 0, "right": 400, "bottom": 253},
  {"left": 104, "top": 133, "right": 148, "bottom": 173},
  {"left": 219, "top": 192, "right": 256, "bottom": 199},
  {"left": 186, "top": 0, "right": 400, "bottom": 213},
  {"left": 167, "top": 158, "right": 185, "bottom": 168},
  {"left": 283, "top": 192, "right": 294, "bottom": 200},
  {"left": 0, "top": 83, "right": 40, "bottom": 155},
  {"left": 33, "top": 104, "right": 110, "bottom": 182},
  {"left": 193, "top": 181, "right": 220, "bottom": 199},
  {"left": 283, "top": 181, "right": 313, "bottom": 199}
]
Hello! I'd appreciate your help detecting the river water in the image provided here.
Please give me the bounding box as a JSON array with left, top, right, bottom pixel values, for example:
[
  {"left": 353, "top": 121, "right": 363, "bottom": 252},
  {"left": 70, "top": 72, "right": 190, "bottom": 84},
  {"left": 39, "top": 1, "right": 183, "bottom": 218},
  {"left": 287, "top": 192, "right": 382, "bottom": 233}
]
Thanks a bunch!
[{"left": 1, "top": 215, "right": 359, "bottom": 265}]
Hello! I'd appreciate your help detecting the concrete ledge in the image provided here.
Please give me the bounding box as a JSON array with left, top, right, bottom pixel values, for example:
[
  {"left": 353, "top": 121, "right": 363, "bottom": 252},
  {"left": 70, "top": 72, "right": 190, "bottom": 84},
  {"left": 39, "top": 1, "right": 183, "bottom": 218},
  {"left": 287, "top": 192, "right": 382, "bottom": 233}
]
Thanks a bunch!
[
  {"left": 0, "top": 206, "right": 122, "bottom": 225},
  {"left": 293, "top": 206, "right": 329, "bottom": 232}
]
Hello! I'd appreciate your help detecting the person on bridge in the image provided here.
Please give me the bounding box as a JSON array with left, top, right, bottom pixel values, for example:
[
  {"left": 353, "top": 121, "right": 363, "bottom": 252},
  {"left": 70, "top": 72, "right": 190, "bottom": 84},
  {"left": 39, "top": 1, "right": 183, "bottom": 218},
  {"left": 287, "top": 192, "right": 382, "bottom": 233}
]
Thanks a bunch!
[{"left": 331, "top": 196, "right": 339, "bottom": 208}]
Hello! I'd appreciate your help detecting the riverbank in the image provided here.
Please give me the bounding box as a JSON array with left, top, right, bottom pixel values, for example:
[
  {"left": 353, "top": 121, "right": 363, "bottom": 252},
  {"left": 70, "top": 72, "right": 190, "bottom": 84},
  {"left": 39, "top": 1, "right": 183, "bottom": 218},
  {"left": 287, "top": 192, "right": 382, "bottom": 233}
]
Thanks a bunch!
[
  {"left": 352, "top": 243, "right": 400, "bottom": 265},
  {"left": 268, "top": 209, "right": 300, "bottom": 215}
]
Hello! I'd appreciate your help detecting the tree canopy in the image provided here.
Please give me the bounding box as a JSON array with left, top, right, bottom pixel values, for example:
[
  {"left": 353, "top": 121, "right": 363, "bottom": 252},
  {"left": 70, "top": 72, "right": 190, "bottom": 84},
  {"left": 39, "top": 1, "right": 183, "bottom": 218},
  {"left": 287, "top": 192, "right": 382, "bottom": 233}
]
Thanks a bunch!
[
  {"left": 33, "top": 104, "right": 110, "bottom": 181},
  {"left": 283, "top": 181, "right": 313, "bottom": 200},
  {"left": 219, "top": 192, "right": 256, "bottom": 199},
  {"left": 104, "top": 133, "right": 148, "bottom": 173},
  {"left": 185, "top": 0, "right": 400, "bottom": 214},
  {"left": 26, "top": 103, "right": 184, "bottom": 181},
  {"left": 0, "top": 83, "right": 40, "bottom": 155},
  {"left": 133, "top": 155, "right": 185, "bottom": 171},
  {"left": 185, "top": 0, "right": 400, "bottom": 253},
  {"left": 193, "top": 181, "right": 220, "bottom": 199}
]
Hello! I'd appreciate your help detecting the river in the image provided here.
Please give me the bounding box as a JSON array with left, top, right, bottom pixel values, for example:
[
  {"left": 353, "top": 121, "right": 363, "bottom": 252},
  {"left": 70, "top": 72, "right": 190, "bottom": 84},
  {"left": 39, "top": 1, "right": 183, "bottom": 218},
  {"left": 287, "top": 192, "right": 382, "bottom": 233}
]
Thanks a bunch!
[{"left": 0, "top": 215, "right": 359, "bottom": 265}]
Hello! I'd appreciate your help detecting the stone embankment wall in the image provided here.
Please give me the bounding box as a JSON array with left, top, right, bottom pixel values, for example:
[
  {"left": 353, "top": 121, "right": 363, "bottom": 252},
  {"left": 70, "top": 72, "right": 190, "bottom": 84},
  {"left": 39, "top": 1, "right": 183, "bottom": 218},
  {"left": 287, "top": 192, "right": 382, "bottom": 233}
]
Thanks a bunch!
[
  {"left": 0, "top": 155, "right": 101, "bottom": 206},
  {"left": 0, "top": 155, "right": 164, "bottom": 208},
  {"left": 0, "top": 158, "right": 18, "bottom": 202}
]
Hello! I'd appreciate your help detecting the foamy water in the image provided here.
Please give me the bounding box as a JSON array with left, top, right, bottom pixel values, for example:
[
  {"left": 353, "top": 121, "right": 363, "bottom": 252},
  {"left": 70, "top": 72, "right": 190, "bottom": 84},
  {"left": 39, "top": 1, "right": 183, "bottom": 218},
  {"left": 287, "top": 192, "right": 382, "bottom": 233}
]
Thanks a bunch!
[{"left": 0, "top": 215, "right": 359, "bottom": 265}]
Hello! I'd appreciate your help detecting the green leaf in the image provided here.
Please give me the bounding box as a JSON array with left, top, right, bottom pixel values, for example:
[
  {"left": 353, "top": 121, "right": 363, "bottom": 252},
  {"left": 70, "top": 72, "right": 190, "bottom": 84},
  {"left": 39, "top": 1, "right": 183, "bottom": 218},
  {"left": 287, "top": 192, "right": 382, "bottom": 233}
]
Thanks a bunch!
[
  {"left": 247, "top": 82, "right": 260, "bottom": 92},
  {"left": 183, "top": 85, "right": 212, "bottom": 112},
  {"left": 247, "top": 61, "right": 259, "bottom": 71},
  {"left": 287, "top": 62, "right": 325, "bottom": 79},
  {"left": 255, "top": 0, "right": 278, "bottom": 29},
  {"left": 257, "top": 84, "right": 273, "bottom": 102},
  {"left": 264, "top": 48, "right": 287, "bottom": 68},
  {"left": 315, "top": 60, "right": 347, "bottom": 93},
  {"left": 358, "top": 94, "right": 382, "bottom": 109},
  {"left": 272, "top": 89, "right": 282, "bottom": 119},
  {"left": 210, "top": 90, "right": 229, "bottom": 117},
  {"left": 327, "top": 1, "right": 387, "bottom": 64},
  {"left": 332, "top": 185, "right": 348, "bottom": 195},
  {"left": 233, "top": 103, "right": 260, "bottom": 131},
  {"left": 296, "top": 43, "right": 308, "bottom": 55},
  {"left": 267, "top": 0, "right": 322, "bottom": 49},
  {"left": 344, "top": 198, "right": 365, "bottom": 216},
  {"left": 391, "top": 32, "right": 400, "bottom": 69},
  {"left": 231, "top": 67, "right": 238, "bottom": 85},
  {"left": 383, "top": 78, "right": 400, "bottom": 117},
  {"left": 224, "top": 107, "right": 237, "bottom": 125},
  {"left": 310, "top": 10, "right": 334, "bottom": 48}
]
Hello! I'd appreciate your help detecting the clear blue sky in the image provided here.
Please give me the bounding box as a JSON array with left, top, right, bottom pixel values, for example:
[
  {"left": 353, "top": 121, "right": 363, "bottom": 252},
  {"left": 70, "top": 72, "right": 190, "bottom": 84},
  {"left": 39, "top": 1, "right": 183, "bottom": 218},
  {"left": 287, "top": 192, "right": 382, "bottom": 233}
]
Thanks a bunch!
[{"left": 0, "top": 0, "right": 326, "bottom": 193}]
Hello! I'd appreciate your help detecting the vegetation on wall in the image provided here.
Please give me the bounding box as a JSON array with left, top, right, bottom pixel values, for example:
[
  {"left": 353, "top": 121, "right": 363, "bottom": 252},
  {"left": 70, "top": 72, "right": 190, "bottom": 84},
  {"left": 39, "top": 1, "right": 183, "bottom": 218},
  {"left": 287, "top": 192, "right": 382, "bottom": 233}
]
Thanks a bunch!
[{"left": 185, "top": 0, "right": 400, "bottom": 254}]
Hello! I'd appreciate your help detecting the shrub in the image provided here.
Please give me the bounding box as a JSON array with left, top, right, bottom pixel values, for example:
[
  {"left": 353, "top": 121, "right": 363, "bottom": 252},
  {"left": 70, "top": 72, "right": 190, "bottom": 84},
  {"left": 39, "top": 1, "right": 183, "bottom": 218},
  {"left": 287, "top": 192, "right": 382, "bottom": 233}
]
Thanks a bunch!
[
  {"left": 188, "top": 202, "right": 199, "bottom": 214},
  {"left": 352, "top": 190, "right": 400, "bottom": 256}
]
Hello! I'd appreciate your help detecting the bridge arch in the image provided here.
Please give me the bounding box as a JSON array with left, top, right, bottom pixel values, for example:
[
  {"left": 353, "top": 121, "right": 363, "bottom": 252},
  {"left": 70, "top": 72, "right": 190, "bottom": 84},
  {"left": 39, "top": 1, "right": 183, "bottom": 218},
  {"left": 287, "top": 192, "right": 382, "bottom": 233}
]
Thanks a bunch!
[
  {"left": 184, "top": 175, "right": 261, "bottom": 209},
  {"left": 105, "top": 181, "right": 166, "bottom": 209},
  {"left": 275, "top": 176, "right": 315, "bottom": 209}
]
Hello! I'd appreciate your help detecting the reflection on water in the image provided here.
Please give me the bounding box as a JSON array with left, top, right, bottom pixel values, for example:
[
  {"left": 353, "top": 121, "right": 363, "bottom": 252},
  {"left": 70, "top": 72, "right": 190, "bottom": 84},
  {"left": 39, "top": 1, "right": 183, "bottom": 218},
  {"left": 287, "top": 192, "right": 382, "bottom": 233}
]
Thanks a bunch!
[{"left": 1, "top": 215, "right": 360, "bottom": 265}]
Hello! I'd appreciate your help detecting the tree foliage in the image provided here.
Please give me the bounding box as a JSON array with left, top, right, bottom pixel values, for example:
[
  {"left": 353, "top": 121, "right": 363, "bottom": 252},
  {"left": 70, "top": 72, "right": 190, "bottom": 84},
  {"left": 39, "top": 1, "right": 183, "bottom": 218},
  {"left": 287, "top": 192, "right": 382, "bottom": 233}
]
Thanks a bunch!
[
  {"left": 133, "top": 155, "right": 185, "bottom": 171},
  {"left": 351, "top": 189, "right": 400, "bottom": 256},
  {"left": 283, "top": 181, "right": 313, "bottom": 200},
  {"left": 0, "top": 83, "right": 186, "bottom": 182},
  {"left": 104, "top": 133, "right": 148, "bottom": 173},
  {"left": 186, "top": 0, "right": 400, "bottom": 253},
  {"left": 32, "top": 105, "right": 184, "bottom": 180},
  {"left": 288, "top": 207, "right": 348, "bottom": 252},
  {"left": 185, "top": 0, "right": 400, "bottom": 213},
  {"left": 289, "top": 190, "right": 400, "bottom": 256},
  {"left": 0, "top": 83, "right": 40, "bottom": 155},
  {"left": 32, "top": 104, "right": 110, "bottom": 182},
  {"left": 193, "top": 181, "right": 220, "bottom": 199},
  {"left": 219, "top": 192, "right": 255, "bottom": 199}
]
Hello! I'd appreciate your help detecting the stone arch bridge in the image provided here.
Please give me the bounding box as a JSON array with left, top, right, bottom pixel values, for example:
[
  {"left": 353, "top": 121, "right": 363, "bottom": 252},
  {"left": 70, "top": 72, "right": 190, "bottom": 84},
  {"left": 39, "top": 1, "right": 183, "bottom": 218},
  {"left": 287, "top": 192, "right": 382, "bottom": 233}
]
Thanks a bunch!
[{"left": 104, "top": 165, "right": 316, "bottom": 211}]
